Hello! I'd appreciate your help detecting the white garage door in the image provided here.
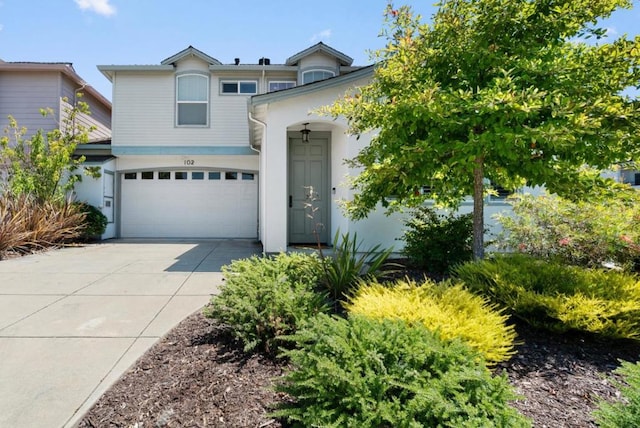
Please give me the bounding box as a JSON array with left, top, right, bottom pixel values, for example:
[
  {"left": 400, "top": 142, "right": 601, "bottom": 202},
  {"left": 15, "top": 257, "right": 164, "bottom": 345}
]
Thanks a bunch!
[{"left": 120, "top": 170, "right": 257, "bottom": 238}]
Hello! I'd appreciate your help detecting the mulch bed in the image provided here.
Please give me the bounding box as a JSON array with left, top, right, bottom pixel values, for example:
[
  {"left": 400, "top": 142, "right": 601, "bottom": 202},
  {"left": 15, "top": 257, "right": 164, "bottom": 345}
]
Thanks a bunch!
[
  {"left": 78, "top": 265, "right": 640, "bottom": 428},
  {"left": 78, "top": 313, "right": 640, "bottom": 428},
  {"left": 78, "top": 313, "right": 288, "bottom": 428}
]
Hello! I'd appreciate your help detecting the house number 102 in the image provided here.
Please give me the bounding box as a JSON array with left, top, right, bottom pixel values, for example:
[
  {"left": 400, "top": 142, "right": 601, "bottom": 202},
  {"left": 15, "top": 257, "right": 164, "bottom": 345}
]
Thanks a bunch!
[{"left": 184, "top": 159, "right": 195, "bottom": 166}]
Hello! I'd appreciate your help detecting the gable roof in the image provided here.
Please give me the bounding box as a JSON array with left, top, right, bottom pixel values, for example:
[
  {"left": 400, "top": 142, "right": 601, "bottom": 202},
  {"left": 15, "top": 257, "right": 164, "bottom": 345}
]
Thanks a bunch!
[
  {"left": 250, "top": 65, "right": 373, "bottom": 107},
  {"left": 285, "top": 42, "right": 353, "bottom": 66},
  {"left": 161, "top": 45, "right": 222, "bottom": 66}
]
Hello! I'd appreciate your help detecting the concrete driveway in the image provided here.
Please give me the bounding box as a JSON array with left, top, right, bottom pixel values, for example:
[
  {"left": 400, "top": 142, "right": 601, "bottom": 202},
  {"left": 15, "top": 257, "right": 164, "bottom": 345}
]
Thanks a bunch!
[{"left": 0, "top": 239, "right": 261, "bottom": 428}]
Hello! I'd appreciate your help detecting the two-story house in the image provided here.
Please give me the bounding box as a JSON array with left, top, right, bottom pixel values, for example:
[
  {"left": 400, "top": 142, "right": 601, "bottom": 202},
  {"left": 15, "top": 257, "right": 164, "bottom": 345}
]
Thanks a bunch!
[
  {"left": 0, "top": 60, "right": 115, "bottom": 237},
  {"left": 94, "top": 43, "right": 402, "bottom": 251}
]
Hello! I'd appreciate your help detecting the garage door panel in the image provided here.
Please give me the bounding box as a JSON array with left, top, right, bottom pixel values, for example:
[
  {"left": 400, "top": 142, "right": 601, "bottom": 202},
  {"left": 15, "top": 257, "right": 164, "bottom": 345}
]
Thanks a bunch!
[{"left": 121, "top": 172, "right": 257, "bottom": 238}]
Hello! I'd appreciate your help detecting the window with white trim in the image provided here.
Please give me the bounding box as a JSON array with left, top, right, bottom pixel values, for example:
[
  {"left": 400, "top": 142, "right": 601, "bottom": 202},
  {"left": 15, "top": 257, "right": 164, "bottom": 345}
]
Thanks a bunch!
[
  {"left": 302, "top": 70, "right": 334, "bottom": 84},
  {"left": 221, "top": 80, "right": 258, "bottom": 94},
  {"left": 268, "top": 81, "right": 296, "bottom": 92},
  {"left": 177, "top": 74, "right": 209, "bottom": 126}
]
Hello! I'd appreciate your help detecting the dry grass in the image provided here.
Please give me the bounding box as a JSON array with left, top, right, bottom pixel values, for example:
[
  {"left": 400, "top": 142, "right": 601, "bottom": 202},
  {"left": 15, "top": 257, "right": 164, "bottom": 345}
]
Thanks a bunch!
[{"left": 0, "top": 194, "right": 85, "bottom": 259}]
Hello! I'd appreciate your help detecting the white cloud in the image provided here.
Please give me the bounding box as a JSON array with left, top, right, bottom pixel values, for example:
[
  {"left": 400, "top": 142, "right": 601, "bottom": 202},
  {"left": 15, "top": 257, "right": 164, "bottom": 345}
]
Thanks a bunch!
[
  {"left": 74, "top": 0, "right": 116, "bottom": 17},
  {"left": 0, "top": 24, "right": 3, "bottom": 32},
  {"left": 310, "top": 29, "right": 332, "bottom": 43}
]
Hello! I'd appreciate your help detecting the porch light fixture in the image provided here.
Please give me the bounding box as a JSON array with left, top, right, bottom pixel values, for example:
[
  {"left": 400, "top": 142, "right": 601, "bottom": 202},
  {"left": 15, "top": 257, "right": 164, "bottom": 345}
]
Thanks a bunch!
[{"left": 300, "top": 123, "right": 311, "bottom": 143}]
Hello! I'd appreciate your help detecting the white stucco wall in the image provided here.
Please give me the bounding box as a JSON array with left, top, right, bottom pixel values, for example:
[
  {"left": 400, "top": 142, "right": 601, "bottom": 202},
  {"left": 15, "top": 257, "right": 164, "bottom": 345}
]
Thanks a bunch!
[
  {"left": 256, "top": 74, "right": 545, "bottom": 254},
  {"left": 73, "top": 159, "right": 117, "bottom": 240},
  {"left": 257, "top": 74, "right": 411, "bottom": 252}
]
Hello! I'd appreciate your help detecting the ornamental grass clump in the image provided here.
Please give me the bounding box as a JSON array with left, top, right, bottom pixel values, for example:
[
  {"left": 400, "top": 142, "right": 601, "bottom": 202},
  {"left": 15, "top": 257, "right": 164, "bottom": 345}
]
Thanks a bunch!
[
  {"left": 454, "top": 254, "right": 640, "bottom": 339},
  {"left": 273, "top": 314, "right": 530, "bottom": 428},
  {"left": 203, "top": 252, "right": 329, "bottom": 355},
  {"left": 0, "top": 193, "right": 85, "bottom": 259},
  {"left": 319, "top": 230, "right": 395, "bottom": 306},
  {"left": 345, "top": 279, "right": 517, "bottom": 364}
]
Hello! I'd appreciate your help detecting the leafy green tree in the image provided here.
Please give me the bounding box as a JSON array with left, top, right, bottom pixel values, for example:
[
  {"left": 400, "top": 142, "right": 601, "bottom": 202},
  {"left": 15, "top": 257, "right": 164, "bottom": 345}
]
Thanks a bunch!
[
  {"left": 325, "top": 0, "right": 640, "bottom": 259},
  {"left": 0, "top": 94, "right": 99, "bottom": 202}
]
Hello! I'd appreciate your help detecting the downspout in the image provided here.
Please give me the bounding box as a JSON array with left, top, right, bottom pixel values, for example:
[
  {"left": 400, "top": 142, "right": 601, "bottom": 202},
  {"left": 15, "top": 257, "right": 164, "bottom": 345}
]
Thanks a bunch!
[
  {"left": 248, "top": 109, "right": 264, "bottom": 154},
  {"left": 248, "top": 107, "right": 266, "bottom": 248}
]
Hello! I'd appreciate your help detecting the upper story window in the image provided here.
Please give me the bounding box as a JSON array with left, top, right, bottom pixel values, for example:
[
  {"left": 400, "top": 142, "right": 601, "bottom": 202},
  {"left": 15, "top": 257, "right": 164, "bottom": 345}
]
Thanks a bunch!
[
  {"left": 177, "top": 74, "right": 209, "bottom": 126},
  {"left": 302, "top": 70, "right": 335, "bottom": 84},
  {"left": 268, "top": 81, "right": 296, "bottom": 92},
  {"left": 221, "top": 80, "right": 258, "bottom": 95}
]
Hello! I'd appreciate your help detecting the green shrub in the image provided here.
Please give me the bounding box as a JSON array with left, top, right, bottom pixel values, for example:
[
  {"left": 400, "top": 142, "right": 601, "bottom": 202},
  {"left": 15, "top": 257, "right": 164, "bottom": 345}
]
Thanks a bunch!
[
  {"left": 74, "top": 202, "right": 107, "bottom": 241},
  {"left": 594, "top": 360, "right": 640, "bottom": 428},
  {"left": 0, "top": 193, "right": 84, "bottom": 259},
  {"left": 495, "top": 193, "right": 640, "bottom": 270},
  {"left": 400, "top": 206, "right": 473, "bottom": 274},
  {"left": 345, "top": 279, "right": 516, "bottom": 364},
  {"left": 203, "top": 252, "right": 329, "bottom": 355},
  {"left": 319, "top": 230, "right": 395, "bottom": 306},
  {"left": 454, "top": 254, "right": 640, "bottom": 339},
  {"left": 273, "top": 314, "right": 530, "bottom": 427}
]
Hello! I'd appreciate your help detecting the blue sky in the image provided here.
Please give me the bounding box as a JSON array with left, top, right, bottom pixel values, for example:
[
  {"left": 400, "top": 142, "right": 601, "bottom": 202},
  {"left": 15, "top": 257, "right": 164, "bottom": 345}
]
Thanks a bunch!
[{"left": 1, "top": 0, "right": 638, "bottom": 101}]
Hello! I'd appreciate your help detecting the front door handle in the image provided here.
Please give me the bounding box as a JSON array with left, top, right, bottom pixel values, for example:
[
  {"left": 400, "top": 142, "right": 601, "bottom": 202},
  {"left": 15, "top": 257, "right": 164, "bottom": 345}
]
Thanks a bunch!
[{"left": 289, "top": 195, "right": 292, "bottom": 208}]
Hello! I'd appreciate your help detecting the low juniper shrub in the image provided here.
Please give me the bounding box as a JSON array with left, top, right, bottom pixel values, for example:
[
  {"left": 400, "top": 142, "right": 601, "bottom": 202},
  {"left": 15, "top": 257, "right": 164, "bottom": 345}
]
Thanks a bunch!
[
  {"left": 594, "top": 360, "right": 640, "bottom": 427},
  {"left": 273, "top": 313, "right": 530, "bottom": 427},
  {"left": 454, "top": 254, "right": 640, "bottom": 340},
  {"left": 345, "top": 278, "right": 517, "bottom": 364},
  {"left": 203, "top": 252, "right": 329, "bottom": 355}
]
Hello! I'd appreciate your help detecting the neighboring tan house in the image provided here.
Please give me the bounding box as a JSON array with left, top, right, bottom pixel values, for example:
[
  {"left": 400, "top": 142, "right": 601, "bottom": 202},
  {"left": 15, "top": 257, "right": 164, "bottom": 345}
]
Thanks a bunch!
[
  {"left": 0, "top": 60, "right": 111, "bottom": 140},
  {"left": 0, "top": 60, "right": 115, "bottom": 238}
]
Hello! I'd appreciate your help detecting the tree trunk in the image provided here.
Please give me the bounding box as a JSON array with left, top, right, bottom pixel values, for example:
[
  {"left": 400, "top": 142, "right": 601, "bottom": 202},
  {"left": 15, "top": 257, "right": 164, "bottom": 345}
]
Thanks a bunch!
[{"left": 472, "top": 156, "right": 485, "bottom": 260}]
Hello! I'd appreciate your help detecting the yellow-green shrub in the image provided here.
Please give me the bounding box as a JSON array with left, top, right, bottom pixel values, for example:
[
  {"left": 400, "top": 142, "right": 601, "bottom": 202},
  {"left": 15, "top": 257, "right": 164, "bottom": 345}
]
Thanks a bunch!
[
  {"left": 345, "top": 279, "right": 517, "bottom": 364},
  {"left": 454, "top": 254, "right": 640, "bottom": 339}
]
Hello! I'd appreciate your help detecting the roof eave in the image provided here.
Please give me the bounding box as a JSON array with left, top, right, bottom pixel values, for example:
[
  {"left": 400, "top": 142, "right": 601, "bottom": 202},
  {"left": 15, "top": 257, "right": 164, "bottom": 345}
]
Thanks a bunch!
[
  {"left": 97, "top": 65, "right": 176, "bottom": 82},
  {"left": 250, "top": 65, "right": 373, "bottom": 107},
  {"left": 285, "top": 42, "right": 354, "bottom": 66},
  {"left": 161, "top": 46, "right": 222, "bottom": 66}
]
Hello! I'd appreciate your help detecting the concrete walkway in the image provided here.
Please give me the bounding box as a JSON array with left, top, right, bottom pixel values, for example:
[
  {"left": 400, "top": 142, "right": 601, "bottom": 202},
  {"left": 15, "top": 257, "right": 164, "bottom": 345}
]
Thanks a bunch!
[{"left": 0, "top": 239, "right": 261, "bottom": 428}]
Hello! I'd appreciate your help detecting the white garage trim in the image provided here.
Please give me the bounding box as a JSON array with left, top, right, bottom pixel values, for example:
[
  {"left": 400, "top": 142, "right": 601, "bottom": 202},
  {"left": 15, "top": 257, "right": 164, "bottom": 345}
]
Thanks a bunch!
[{"left": 119, "top": 168, "right": 258, "bottom": 238}]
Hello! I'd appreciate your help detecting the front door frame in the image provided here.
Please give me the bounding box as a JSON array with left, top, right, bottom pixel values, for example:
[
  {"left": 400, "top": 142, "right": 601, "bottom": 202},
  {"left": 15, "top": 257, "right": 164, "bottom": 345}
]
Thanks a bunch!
[{"left": 287, "top": 130, "right": 331, "bottom": 245}]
